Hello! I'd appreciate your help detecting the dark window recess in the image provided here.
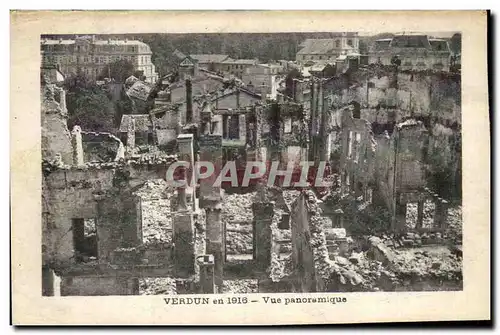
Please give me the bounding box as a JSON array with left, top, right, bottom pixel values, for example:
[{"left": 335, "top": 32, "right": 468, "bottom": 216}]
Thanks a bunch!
[
  {"left": 222, "top": 115, "right": 228, "bottom": 138},
  {"left": 147, "top": 132, "right": 154, "bottom": 145},
  {"left": 278, "top": 214, "right": 290, "bottom": 229},
  {"left": 351, "top": 101, "right": 361, "bottom": 119},
  {"left": 120, "top": 133, "right": 128, "bottom": 146},
  {"left": 135, "top": 132, "right": 146, "bottom": 146},
  {"left": 72, "top": 218, "right": 98, "bottom": 262},
  {"left": 228, "top": 115, "right": 240, "bottom": 140}
]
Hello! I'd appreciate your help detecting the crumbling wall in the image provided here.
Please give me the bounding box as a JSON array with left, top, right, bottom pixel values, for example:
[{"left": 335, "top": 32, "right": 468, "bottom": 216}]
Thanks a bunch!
[
  {"left": 43, "top": 168, "right": 114, "bottom": 264},
  {"left": 427, "top": 123, "right": 462, "bottom": 198},
  {"left": 325, "top": 67, "right": 461, "bottom": 125},
  {"left": 42, "top": 157, "right": 176, "bottom": 266},
  {"left": 152, "top": 106, "right": 182, "bottom": 147},
  {"left": 372, "top": 120, "right": 428, "bottom": 216},
  {"left": 373, "top": 133, "right": 394, "bottom": 210},
  {"left": 290, "top": 191, "right": 317, "bottom": 292},
  {"left": 394, "top": 120, "right": 428, "bottom": 191},
  {"left": 41, "top": 83, "right": 73, "bottom": 164},
  {"left": 338, "top": 106, "right": 376, "bottom": 198},
  {"left": 81, "top": 131, "right": 125, "bottom": 162}
]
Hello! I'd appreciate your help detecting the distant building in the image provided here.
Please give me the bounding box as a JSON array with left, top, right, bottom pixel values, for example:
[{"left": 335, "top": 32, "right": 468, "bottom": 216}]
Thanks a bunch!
[
  {"left": 368, "top": 34, "right": 451, "bottom": 71},
  {"left": 220, "top": 59, "right": 259, "bottom": 78},
  {"left": 241, "top": 63, "right": 284, "bottom": 97},
  {"left": 189, "top": 54, "right": 231, "bottom": 72},
  {"left": 40, "top": 35, "right": 159, "bottom": 83},
  {"left": 296, "top": 33, "right": 360, "bottom": 62}
]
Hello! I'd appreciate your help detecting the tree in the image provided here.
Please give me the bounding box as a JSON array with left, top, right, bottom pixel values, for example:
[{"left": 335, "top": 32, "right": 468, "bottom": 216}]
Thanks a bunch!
[
  {"left": 100, "top": 59, "right": 136, "bottom": 83},
  {"left": 64, "top": 72, "right": 117, "bottom": 133},
  {"left": 449, "top": 33, "right": 462, "bottom": 55}
]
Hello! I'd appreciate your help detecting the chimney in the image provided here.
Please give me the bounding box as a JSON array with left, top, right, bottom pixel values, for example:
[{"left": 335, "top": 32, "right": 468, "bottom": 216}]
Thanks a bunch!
[{"left": 186, "top": 78, "right": 193, "bottom": 123}]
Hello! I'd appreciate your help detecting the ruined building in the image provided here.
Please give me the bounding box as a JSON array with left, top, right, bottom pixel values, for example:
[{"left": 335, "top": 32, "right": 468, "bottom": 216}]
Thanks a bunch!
[{"left": 42, "top": 57, "right": 463, "bottom": 296}]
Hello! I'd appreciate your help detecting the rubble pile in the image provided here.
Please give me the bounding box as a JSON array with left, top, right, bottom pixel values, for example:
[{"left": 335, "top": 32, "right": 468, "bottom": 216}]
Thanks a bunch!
[
  {"left": 226, "top": 228, "right": 253, "bottom": 255},
  {"left": 405, "top": 200, "right": 436, "bottom": 229},
  {"left": 134, "top": 179, "right": 174, "bottom": 246},
  {"left": 391, "top": 246, "right": 462, "bottom": 282},
  {"left": 447, "top": 206, "right": 463, "bottom": 244},
  {"left": 221, "top": 280, "right": 258, "bottom": 294},
  {"left": 222, "top": 193, "right": 255, "bottom": 255},
  {"left": 139, "top": 277, "right": 177, "bottom": 295},
  {"left": 305, "top": 188, "right": 463, "bottom": 291}
]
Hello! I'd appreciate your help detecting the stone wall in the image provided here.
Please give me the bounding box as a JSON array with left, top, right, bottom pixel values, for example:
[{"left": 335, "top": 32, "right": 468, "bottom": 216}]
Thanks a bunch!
[
  {"left": 290, "top": 191, "right": 317, "bottom": 292},
  {"left": 42, "top": 158, "right": 175, "bottom": 266},
  {"left": 322, "top": 67, "right": 461, "bottom": 125},
  {"left": 41, "top": 83, "right": 73, "bottom": 164}
]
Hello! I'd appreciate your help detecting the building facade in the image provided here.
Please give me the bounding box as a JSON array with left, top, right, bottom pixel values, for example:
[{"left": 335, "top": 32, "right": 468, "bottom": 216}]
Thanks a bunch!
[
  {"left": 40, "top": 35, "right": 159, "bottom": 83},
  {"left": 189, "top": 54, "right": 231, "bottom": 73},
  {"left": 368, "top": 34, "right": 451, "bottom": 72},
  {"left": 296, "top": 33, "right": 360, "bottom": 62}
]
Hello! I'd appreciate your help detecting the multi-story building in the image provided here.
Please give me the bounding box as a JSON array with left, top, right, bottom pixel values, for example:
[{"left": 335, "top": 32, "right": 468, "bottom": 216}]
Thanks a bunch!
[
  {"left": 220, "top": 59, "right": 258, "bottom": 78},
  {"left": 189, "top": 54, "right": 231, "bottom": 73},
  {"left": 40, "top": 35, "right": 158, "bottom": 83},
  {"left": 296, "top": 33, "right": 360, "bottom": 62},
  {"left": 241, "top": 63, "right": 284, "bottom": 97},
  {"left": 368, "top": 33, "right": 451, "bottom": 72}
]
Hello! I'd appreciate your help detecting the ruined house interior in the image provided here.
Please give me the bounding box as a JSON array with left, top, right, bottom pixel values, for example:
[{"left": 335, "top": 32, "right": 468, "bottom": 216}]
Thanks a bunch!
[{"left": 41, "top": 61, "right": 463, "bottom": 296}]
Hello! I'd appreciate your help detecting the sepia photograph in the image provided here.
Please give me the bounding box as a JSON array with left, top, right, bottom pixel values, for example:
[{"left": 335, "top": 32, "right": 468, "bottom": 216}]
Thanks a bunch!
[
  {"left": 11, "top": 10, "right": 489, "bottom": 325},
  {"left": 40, "top": 30, "right": 463, "bottom": 296}
]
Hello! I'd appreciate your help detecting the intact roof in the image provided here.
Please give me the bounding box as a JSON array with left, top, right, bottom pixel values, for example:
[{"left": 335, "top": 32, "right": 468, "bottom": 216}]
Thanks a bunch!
[
  {"left": 297, "top": 39, "right": 357, "bottom": 55},
  {"left": 172, "top": 49, "right": 187, "bottom": 60},
  {"left": 299, "top": 34, "right": 358, "bottom": 47},
  {"left": 222, "top": 59, "right": 258, "bottom": 65},
  {"left": 119, "top": 114, "right": 152, "bottom": 132},
  {"left": 429, "top": 39, "right": 451, "bottom": 52},
  {"left": 41, "top": 38, "right": 151, "bottom": 48},
  {"left": 373, "top": 39, "right": 392, "bottom": 51},
  {"left": 190, "top": 54, "right": 230, "bottom": 63},
  {"left": 390, "top": 35, "right": 431, "bottom": 48},
  {"left": 370, "top": 35, "right": 450, "bottom": 53}
]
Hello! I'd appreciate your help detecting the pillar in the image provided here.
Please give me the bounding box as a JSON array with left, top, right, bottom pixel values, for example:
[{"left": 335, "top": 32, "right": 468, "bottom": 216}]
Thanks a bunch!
[
  {"left": 42, "top": 266, "right": 55, "bottom": 296},
  {"left": 434, "top": 198, "right": 449, "bottom": 230},
  {"left": 198, "top": 135, "right": 223, "bottom": 208},
  {"left": 334, "top": 209, "right": 344, "bottom": 228},
  {"left": 177, "top": 134, "right": 195, "bottom": 210},
  {"left": 239, "top": 114, "right": 247, "bottom": 143},
  {"left": 186, "top": 78, "right": 193, "bottom": 123},
  {"left": 393, "top": 197, "right": 407, "bottom": 232},
  {"left": 205, "top": 208, "right": 224, "bottom": 286},
  {"left": 59, "top": 87, "right": 67, "bottom": 113},
  {"left": 71, "top": 125, "right": 84, "bottom": 166},
  {"left": 173, "top": 211, "right": 195, "bottom": 276},
  {"left": 126, "top": 118, "right": 136, "bottom": 153},
  {"left": 416, "top": 200, "right": 424, "bottom": 229},
  {"left": 252, "top": 202, "right": 274, "bottom": 270},
  {"left": 197, "top": 255, "right": 215, "bottom": 294}
]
